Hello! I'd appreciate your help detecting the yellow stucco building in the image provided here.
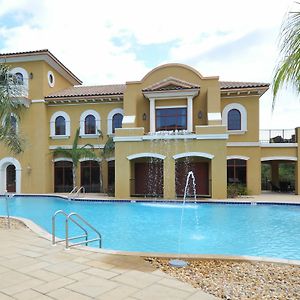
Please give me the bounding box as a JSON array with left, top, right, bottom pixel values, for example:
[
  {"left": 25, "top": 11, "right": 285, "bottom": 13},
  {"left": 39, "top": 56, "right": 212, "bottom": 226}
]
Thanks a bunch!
[{"left": 0, "top": 49, "right": 299, "bottom": 199}]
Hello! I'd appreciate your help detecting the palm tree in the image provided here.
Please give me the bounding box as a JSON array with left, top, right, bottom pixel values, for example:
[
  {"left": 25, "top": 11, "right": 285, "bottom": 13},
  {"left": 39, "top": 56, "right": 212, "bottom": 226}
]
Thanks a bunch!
[
  {"left": 53, "top": 128, "right": 97, "bottom": 189},
  {"left": 272, "top": 2, "right": 300, "bottom": 109},
  {"left": 0, "top": 64, "right": 24, "bottom": 153}
]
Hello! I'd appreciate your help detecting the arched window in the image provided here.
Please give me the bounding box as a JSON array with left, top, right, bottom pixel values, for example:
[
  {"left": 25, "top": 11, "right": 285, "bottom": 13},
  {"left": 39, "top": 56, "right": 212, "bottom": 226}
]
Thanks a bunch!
[
  {"left": 227, "top": 159, "right": 247, "bottom": 185},
  {"left": 10, "top": 115, "right": 17, "bottom": 133},
  {"left": 80, "top": 110, "right": 101, "bottom": 137},
  {"left": 50, "top": 111, "right": 70, "bottom": 138},
  {"left": 55, "top": 116, "right": 66, "bottom": 135},
  {"left": 14, "top": 72, "right": 24, "bottom": 85},
  {"left": 222, "top": 103, "right": 247, "bottom": 133},
  {"left": 85, "top": 115, "right": 96, "bottom": 134},
  {"left": 112, "top": 113, "right": 123, "bottom": 133},
  {"left": 228, "top": 109, "right": 241, "bottom": 130}
]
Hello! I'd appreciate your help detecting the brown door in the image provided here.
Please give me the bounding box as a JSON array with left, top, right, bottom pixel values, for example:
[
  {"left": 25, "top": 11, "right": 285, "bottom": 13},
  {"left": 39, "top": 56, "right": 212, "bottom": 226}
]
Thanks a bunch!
[
  {"left": 134, "top": 161, "right": 163, "bottom": 196},
  {"left": 6, "top": 164, "right": 16, "bottom": 193},
  {"left": 175, "top": 162, "right": 209, "bottom": 196}
]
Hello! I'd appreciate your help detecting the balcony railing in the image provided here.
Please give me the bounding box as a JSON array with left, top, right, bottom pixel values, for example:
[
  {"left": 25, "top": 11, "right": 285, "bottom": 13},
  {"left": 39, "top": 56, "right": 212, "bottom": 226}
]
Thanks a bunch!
[{"left": 260, "top": 129, "right": 296, "bottom": 143}]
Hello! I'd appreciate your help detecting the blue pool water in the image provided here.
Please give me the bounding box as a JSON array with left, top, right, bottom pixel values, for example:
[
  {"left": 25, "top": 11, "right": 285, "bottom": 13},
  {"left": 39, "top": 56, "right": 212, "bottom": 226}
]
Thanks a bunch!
[{"left": 0, "top": 196, "right": 300, "bottom": 260}]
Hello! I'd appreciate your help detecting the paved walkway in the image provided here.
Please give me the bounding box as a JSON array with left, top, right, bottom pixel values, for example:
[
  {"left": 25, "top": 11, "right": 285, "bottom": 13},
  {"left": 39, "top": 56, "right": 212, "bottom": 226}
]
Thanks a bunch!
[{"left": 0, "top": 226, "right": 219, "bottom": 300}]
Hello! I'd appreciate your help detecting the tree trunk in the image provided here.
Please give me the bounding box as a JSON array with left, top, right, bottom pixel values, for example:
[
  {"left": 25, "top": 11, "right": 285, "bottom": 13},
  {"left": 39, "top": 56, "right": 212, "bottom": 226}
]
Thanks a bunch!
[{"left": 72, "top": 165, "right": 77, "bottom": 189}]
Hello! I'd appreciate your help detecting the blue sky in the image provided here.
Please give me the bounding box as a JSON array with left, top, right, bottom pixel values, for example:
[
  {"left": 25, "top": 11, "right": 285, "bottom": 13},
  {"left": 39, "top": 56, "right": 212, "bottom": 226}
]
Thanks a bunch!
[{"left": 0, "top": 0, "right": 298, "bottom": 129}]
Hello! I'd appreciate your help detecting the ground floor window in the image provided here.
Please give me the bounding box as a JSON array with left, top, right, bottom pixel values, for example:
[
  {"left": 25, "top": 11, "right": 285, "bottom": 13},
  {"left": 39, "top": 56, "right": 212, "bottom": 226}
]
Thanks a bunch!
[
  {"left": 6, "top": 164, "right": 16, "bottom": 193},
  {"left": 80, "top": 160, "right": 100, "bottom": 193},
  {"left": 227, "top": 159, "right": 246, "bottom": 184},
  {"left": 54, "top": 161, "right": 73, "bottom": 192}
]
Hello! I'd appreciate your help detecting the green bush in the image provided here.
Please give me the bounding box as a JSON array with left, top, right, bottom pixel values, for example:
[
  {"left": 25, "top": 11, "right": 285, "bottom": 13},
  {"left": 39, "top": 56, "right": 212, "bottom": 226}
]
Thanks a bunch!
[{"left": 227, "top": 184, "right": 248, "bottom": 198}]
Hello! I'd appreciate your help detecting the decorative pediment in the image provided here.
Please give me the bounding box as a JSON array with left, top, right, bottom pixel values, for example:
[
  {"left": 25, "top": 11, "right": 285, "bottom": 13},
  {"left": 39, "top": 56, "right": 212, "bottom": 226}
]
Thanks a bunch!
[{"left": 143, "top": 77, "right": 200, "bottom": 92}]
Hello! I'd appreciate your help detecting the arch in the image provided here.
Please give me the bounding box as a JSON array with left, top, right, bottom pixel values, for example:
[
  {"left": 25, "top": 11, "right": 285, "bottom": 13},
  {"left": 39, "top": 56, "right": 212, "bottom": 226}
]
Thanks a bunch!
[
  {"left": 107, "top": 108, "right": 124, "bottom": 135},
  {"left": 79, "top": 110, "right": 101, "bottom": 136},
  {"left": 222, "top": 103, "right": 247, "bottom": 133},
  {"left": 53, "top": 157, "right": 73, "bottom": 163},
  {"left": 10, "top": 67, "right": 29, "bottom": 96},
  {"left": 50, "top": 111, "right": 70, "bottom": 138},
  {"left": 261, "top": 156, "right": 297, "bottom": 162},
  {"left": 141, "top": 63, "right": 208, "bottom": 82},
  {"left": 127, "top": 153, "right": 166, "bottom": 160},
  {"left": 173, "top": 152, "right": 214, "bottom": 160},
  {"left": 227, "top": 155, "right": 250, "bottom": 160},
  {"left": 0, "top": 157, "right": 21, "bottom": 194},
  {"left": 79, "top": 157, "right": 101, "bottom": 162}
]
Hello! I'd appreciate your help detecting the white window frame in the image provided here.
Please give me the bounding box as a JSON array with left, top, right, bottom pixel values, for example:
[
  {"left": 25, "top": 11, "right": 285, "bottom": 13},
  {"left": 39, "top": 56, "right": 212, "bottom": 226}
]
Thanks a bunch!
[
  {"left": 79, "top": 110, "right": 101, "bottom": 138},
  {"left": 50, "top": 111, "right": 70, "bottom": 139},
  {"left": 107, "top": 108, "right": 124, "bottom": 135},
  {"left": 10, "top": 67, "right": 29, "bottom": 97},
  {"left": 222, "top": 103, "right": 247, "bottom": 134}
]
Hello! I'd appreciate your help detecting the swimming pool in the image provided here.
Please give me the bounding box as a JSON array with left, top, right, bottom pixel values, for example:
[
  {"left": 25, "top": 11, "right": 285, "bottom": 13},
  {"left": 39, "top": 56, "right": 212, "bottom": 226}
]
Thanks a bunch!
[{"left": 0, "top": 196, "right": 300, "bottom": 260}]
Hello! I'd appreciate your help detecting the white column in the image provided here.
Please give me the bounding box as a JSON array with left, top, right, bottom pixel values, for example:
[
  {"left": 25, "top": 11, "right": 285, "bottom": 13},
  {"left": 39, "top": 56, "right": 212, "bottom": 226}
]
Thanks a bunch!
[
  {"left": 150, "top": 98, "right": 156, "bottom": 133},
  {"left": 187, "top": 96, "right": 193, "bottom": 132}
]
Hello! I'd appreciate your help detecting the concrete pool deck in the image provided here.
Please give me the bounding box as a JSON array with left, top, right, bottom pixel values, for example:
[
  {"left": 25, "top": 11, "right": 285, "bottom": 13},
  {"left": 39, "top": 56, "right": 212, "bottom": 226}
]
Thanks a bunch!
[{"left": 0, "top": 222, "right": 219, "bottom": 300}]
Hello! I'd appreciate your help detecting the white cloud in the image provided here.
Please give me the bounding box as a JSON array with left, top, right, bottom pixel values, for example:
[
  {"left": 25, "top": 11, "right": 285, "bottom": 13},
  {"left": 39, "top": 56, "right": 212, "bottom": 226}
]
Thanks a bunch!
[{"left": 0, "top": 0, "right": 298, "bottom": 129}]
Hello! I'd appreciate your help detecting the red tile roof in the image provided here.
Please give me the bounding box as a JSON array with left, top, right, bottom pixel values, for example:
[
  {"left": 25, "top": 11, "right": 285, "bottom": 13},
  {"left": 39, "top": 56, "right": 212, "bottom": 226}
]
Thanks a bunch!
[
  {"left": 0, "top": 49, "right": 82, "bottom": 85},
  {"left": 220, "top": 81, "right": 269, "bottom": 89},
  {"left": 45, "top": 84, "right": 125, "bottom": 99},
  {"left": 45, "top": 81, "right": 268, "bottom": 99}
]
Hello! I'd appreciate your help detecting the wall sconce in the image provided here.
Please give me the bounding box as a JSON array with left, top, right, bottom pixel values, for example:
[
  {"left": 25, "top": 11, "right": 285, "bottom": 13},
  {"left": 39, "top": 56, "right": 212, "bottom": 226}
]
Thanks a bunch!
[
  {"left": 29, "top": 72, "right": 33, "bottom": 79},
  {"left": 27, "top": 165, "right": 32, "bottom": 175},
  {"left": 198, "top": 111, "right": 202, "bottom": 119},
  {"left": 143, "top": 113, "right": 147, "bottom": 120}
]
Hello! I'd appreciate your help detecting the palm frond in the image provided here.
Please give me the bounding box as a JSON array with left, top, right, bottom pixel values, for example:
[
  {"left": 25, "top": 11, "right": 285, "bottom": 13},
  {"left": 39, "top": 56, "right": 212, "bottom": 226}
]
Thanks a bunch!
[{"left": 272, "top": 3, "right": 300, "bottom": 109}]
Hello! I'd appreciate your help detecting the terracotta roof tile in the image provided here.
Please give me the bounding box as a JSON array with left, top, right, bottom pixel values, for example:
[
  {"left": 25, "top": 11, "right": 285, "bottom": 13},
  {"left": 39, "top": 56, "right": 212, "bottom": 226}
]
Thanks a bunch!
[
  {"left": 45, "top": 84, "right": 125, "bottom": 99},
  {"left": 220, "top": 81, "right": 269, "bottom": 89}
]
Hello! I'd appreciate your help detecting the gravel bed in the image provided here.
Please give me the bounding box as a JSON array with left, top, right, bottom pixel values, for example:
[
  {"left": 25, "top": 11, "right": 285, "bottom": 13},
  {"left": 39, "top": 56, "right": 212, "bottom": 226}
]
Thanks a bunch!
[
  {"left": 0, "top": 217, "right": 28, "bottom": 229},
  {"left": 146, "top": 258, "right": 300, "bottom": 299}
]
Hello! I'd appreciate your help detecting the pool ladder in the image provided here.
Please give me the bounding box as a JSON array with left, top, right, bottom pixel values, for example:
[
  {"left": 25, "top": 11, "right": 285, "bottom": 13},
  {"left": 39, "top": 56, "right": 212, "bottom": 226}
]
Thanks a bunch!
[
  {"left": 68, "top": 186, "right": 85, "bottom": 200},
  {"left": 52, "top": 210, "right": 102, "bottom": 249}
]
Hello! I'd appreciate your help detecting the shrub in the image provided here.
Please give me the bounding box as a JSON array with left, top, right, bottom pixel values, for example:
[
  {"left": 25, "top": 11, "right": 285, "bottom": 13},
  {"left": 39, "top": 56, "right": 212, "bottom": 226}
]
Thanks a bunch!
[{"left": 227, "top": 184, "right": 248, "bottom": 198}]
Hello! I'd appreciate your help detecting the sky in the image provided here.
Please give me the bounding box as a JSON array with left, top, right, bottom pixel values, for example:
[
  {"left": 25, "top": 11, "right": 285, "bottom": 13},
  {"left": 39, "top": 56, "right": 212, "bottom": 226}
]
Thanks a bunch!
[{"left": 0, "top": 0, "right": 298, "bottom": 129}]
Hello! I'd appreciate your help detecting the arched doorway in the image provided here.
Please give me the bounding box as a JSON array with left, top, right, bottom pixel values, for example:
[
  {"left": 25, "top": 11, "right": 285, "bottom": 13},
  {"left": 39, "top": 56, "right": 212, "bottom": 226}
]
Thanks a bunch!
[
  {"left": 80, "top": 160, "right": 100, "bottom": 192},
  {"left": 175, "top": 157, "right": 210, "bottom": 197},
  {"left": 6, "top": 164, "right": 16, "bottom": 192},
  {"left": 0, "top": 157, "right": 21, "bottom": 194},
  {"left": 133, "top": 157, "right": 163, "bottom": 197}
]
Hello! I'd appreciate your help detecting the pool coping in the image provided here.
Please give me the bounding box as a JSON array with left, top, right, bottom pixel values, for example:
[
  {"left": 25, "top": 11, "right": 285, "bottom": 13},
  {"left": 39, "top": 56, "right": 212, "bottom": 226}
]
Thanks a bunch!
[
  {"left": 3, "top": 193, "right": 300, "bottom": 206},
  {"left": 1, "top": 215, "right": 300, "bottom": 267}
]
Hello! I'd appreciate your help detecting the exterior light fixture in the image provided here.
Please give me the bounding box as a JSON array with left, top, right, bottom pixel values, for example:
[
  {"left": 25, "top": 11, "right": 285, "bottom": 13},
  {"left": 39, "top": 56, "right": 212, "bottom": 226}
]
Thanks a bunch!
[
  {"left": 143, "top": 113, "right": 147, "bottom": 120},
  {"left": 198, "top": 111, "right": 202, "bottom": 119},
  {"left": 29, "top": 72, "right": 33, "bottom": 79}
]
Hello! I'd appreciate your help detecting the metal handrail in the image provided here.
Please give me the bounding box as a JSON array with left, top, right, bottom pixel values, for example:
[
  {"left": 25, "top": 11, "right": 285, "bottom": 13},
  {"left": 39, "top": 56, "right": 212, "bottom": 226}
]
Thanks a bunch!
[
  {"left": 52, "top": 210, "right": 102, "bottom": 249},
  {"left": 67, "top": 212, "right": 102, "bottom": 248},
  {"left": 74, "top": 186, "right": 85, "bottom": 198}
]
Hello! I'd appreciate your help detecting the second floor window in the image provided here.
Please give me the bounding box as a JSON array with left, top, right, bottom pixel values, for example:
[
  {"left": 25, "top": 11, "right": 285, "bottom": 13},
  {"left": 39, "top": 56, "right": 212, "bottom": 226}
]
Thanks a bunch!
[
  {"left": 112, "top": 113, "right": 123, "bottom": 133},
  {"left": 13, "top": 72, "right": 24, "bottom": 85},
  {"left": 228, "top": 109, "right": 241, "bottom": 130},
  {"left": 85, "top": 114, "right": 96, "bottom": 134},
  {"left": 156, "top": 107, "right": 187, "bottom": 131},
  {"left": 10, "top": 115, "right": 17, "bottom": 133},
  {"left": 55, "top": 116, "right": 66, "bottom": 135}
]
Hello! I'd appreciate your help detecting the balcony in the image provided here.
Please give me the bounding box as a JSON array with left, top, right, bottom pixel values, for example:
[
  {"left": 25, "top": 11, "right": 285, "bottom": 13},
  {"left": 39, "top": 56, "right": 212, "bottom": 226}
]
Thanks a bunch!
[{"left": 260, "top": 129, "right": 296, "bottom": 144}]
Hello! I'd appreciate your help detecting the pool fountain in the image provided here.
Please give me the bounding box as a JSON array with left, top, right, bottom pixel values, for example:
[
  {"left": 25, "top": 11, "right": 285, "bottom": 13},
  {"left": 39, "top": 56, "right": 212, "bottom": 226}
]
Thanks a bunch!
[{"left": 169, "top": 171, "right": 197, "bottom": 268}]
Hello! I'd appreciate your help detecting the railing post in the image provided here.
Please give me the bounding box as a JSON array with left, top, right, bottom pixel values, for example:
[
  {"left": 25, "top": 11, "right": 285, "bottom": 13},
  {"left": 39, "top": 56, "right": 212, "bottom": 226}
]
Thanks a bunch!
[{"left": 65, "top": 218, "right": 69, "bottom": 249}]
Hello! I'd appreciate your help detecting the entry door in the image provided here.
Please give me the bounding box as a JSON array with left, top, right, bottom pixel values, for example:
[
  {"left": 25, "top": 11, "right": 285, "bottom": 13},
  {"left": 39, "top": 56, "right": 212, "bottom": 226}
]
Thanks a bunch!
[
  {"left": 175, "top": 162, "right": 209, "bottom": 196},
  {"left": 6, "top": 164, "right": 16, "bottom": 193},
  {"left": 135, "top": 161, "right": 163, "bottom": 196}
]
